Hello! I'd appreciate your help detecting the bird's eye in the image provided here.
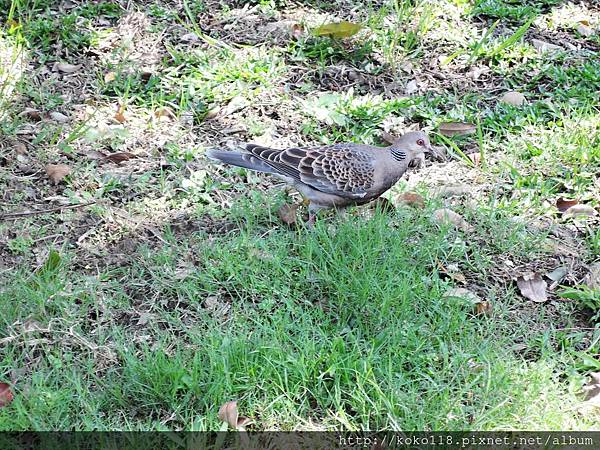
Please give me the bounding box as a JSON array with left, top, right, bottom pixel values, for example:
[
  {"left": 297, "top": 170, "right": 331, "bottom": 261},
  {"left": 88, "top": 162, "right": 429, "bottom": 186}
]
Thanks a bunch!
[{"left": 416, "top": 139, "right": 425, "bottom": 146}]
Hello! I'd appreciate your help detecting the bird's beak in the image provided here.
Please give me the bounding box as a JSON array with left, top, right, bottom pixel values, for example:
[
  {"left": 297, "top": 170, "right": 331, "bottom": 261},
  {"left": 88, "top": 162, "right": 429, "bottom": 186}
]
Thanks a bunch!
[{"left": 427, "top": 145, "right": 446, "bottom": 161}]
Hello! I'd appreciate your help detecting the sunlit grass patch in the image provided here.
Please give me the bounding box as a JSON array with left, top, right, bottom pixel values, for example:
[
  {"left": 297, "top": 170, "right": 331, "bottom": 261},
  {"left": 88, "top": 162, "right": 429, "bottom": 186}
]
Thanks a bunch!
[
  {"left": 172, "top": 46, "right": 286, "bottom": 103},
  {"left": 534, "top": 1, "right": 600, "bottom": 32},
  {"left": 0, "top": 30, "right": 26, "bottom": 128}
]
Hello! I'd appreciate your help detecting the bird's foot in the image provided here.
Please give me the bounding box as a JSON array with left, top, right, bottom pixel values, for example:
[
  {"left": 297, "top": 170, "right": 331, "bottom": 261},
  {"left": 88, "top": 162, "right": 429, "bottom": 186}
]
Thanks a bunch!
[{"left": 306, "top": 213, "right": 317, "bottom": 229}]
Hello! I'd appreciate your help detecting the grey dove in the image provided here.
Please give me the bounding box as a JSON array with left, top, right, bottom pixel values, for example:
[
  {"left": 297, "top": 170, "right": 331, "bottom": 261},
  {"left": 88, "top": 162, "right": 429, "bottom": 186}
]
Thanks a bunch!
[{"left": 206, "top": 131, "right": 433, "bottom": 225}]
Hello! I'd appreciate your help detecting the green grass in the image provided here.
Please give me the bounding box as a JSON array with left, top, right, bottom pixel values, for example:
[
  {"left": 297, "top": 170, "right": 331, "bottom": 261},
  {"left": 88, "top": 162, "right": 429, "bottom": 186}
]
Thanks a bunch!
[
  {"left": 1, "top": 0, "right": 599, "bottom": 432},
  {"left": 0, "top": 208, "right": 595, "bottom": 430}
]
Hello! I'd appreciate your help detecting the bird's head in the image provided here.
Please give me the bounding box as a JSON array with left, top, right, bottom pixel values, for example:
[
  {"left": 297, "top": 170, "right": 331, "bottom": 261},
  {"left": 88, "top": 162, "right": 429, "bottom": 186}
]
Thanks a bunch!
[
  {"left": 397, "top": 131, "right": 433, "bottom": 155},
  {"left": 384, "top": 130, "right": 434, "bottom": 163}
]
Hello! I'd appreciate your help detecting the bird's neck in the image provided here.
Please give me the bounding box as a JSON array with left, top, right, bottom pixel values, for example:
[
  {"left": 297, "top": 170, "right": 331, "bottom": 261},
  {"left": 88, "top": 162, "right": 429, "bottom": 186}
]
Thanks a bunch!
[{"left": 389, "top": 146, "right": 411, "bottom": 164}]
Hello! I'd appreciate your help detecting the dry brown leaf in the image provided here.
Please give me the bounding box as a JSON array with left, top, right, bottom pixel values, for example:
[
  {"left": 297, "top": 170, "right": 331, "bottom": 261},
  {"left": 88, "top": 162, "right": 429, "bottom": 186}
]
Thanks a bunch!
[
  {"left": 563, "top": 204, "right": 597, "bottom": 218},
  {"left": 516, "top": 272, "right": 548, "bottom": 303},
  {"left": 443, "top": 264, "right": 467, "bottom": 284},
  {"left": 104, "top": 152, "right": 135, "bottom": 164},
  {"left": 218, "top": 400, "right": 251, "bottom": 430},
  {"left": 556, "top": 198, "right": 579, "bottom": 212},
  {"left": 19, "top": 108, "right": 42, "bottom": 121},
  {"left": 54, "top": 62, "right": 81, "bottom": 73},
  {"left": 14, "top": 141, "right": 27, "bottom": 155},
  {"left": 104, "top": 71, "right": 116, "bottom": 83},
  {"left": 45, "top": 164, "right": 71, "bottom": 184},
  {"left": 278, "top": 204, "right": 298, "bottom": 226},
  {"left": 291, "top": 23, "right": 304, "bottom": 38},
  {"left": 205, "top": 107, "right": 220, "bottom": 120},
  {"left": 0, "top": 383, "right": 13, "bottom": 408},
  {"left": 393, "top": 192, "right": 425, "bottom": 208},
  {"left": 114, "top": 105, "right": 127, "bottom": 124},
  {"left": 432, "top": 208, "right": 474, "bottom": 232},
  {"left": 154, "top": 107, "right": 176, "bottom": 121},
  {"left": 474, "top": 301, "right": 492, "bottom": 316},
  {"left": 500, "top": 91, "right": 526, "bottom": 106},
  {"left": 439, "top": 122, "right": 476, "bottom": 136}
]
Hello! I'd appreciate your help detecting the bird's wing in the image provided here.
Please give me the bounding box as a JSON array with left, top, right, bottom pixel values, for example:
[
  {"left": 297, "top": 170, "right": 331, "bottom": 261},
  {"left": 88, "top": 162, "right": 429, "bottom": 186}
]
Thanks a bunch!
[{"left": 245, "top": 143, "right": 375, "bottom": 198}]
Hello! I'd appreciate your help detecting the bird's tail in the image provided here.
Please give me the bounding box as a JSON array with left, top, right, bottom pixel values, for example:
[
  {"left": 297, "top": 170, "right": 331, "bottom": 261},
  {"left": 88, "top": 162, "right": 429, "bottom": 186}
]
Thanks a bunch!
[{"left": 205, "top": 149, "right": 275, "bottom": 174}]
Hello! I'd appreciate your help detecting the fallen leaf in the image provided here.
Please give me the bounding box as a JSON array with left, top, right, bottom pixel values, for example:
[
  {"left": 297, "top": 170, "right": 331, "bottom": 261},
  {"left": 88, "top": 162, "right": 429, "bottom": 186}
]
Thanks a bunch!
[
  {"left": 54, "top": 62, "right": 81, "bottom": 73},
  {"left": 0, "top": 383, "right": 13, "bottom": 408},
  {"left": 437, "top": 184, "right": 471, "bottom": 198},
  {"left": 104, "top": 71, "right": 116, "bottom": 83},
  {"left": 218, "top": 401, "right": 251, "bottom": 430},
  {"left": 114, "top": 105, "right": 126, "bottom": 124},
  {"left": 313, "top": 21, "right": 362, "bottom": 39},
  {"left": 180, "top": 32, "right": 200, "bottom": 44},
  {"left": 104, "top": 152, "right": 135, "bottom": 164},
  {"left": 438, "top": 262, "right": 467, "bottom": 284},
  {"left": 291, "top": 23, "right": 304, "bottom": 38},
  {"left": 45, "top": 164, "right": 71, "bottom": 184},
  {"left": 49, "top": 111, "right": 69, "bottom": 123},
  {"left": 82, "top": 149, "right": 108, "bottom": 160},
  {"left": 516, "top": 272, "right": 548, "bottom": 303},
  {"left": 19, "top": 108, "right": 42, "bottom": 121},
  {"left": 474, "top": 301, "right": 492, "bottom": 316},
  {"left": 392, "top": 192, "right": 425, "bottom": 208},
  {"left": 278, "top": 204, "right": 298, "bottom": 226},
  {"left": 14, "top": 141, "right": 27, "bottom": 155},
  {"left": 531, "top": 39, "right": 562, "bottom": 52},
  {"left": 576, "top": 23, "right": 594, "bottom": 37},
  {"left": 205, "top": 107, "right": 220, "bottom": 120},
  {"left": 556, "top": 198, "right": 578, "bottom": 213},
  {"left": 586, "top": 263, "right": 600, "bottom": 290},
  {"left": 500, "top": 91, "right": 526, "bottom": 106},
  {"left": 432, "top": 208, "right": 474, "bottom": 232},
  {"left": 546, "top": 266, "right": 568, "bottom": 282},
  {"left": 154, "top": 107, "right": 176, "bottom": 121},
  {"left": 563, "top": 204, "right": 597, "bottom": 218},
  {"left": 443, "top": 287, "right": 481, "bottom": 304},
  {"left": 439, "top": 122, "right": 476, "bottom": 136}
]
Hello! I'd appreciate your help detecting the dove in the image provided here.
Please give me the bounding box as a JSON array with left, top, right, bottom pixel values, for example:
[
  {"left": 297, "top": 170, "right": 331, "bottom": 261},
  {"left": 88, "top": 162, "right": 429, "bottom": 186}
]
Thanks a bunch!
[{"left": 206, "top": 131, "right": 433, "bottom": 225}]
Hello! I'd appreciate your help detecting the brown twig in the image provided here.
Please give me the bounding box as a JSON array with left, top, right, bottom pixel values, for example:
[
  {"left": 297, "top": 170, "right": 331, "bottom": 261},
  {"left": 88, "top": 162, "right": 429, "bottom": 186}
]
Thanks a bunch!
[{"left": 0, "top": 201, "right": 96, "bottom": 221}]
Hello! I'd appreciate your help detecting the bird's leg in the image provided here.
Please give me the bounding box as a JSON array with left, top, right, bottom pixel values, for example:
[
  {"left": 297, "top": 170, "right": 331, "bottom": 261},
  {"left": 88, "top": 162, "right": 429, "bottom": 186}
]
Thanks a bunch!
[{"left": 306, "top": 203, "right": 323, "bottom": 228}]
